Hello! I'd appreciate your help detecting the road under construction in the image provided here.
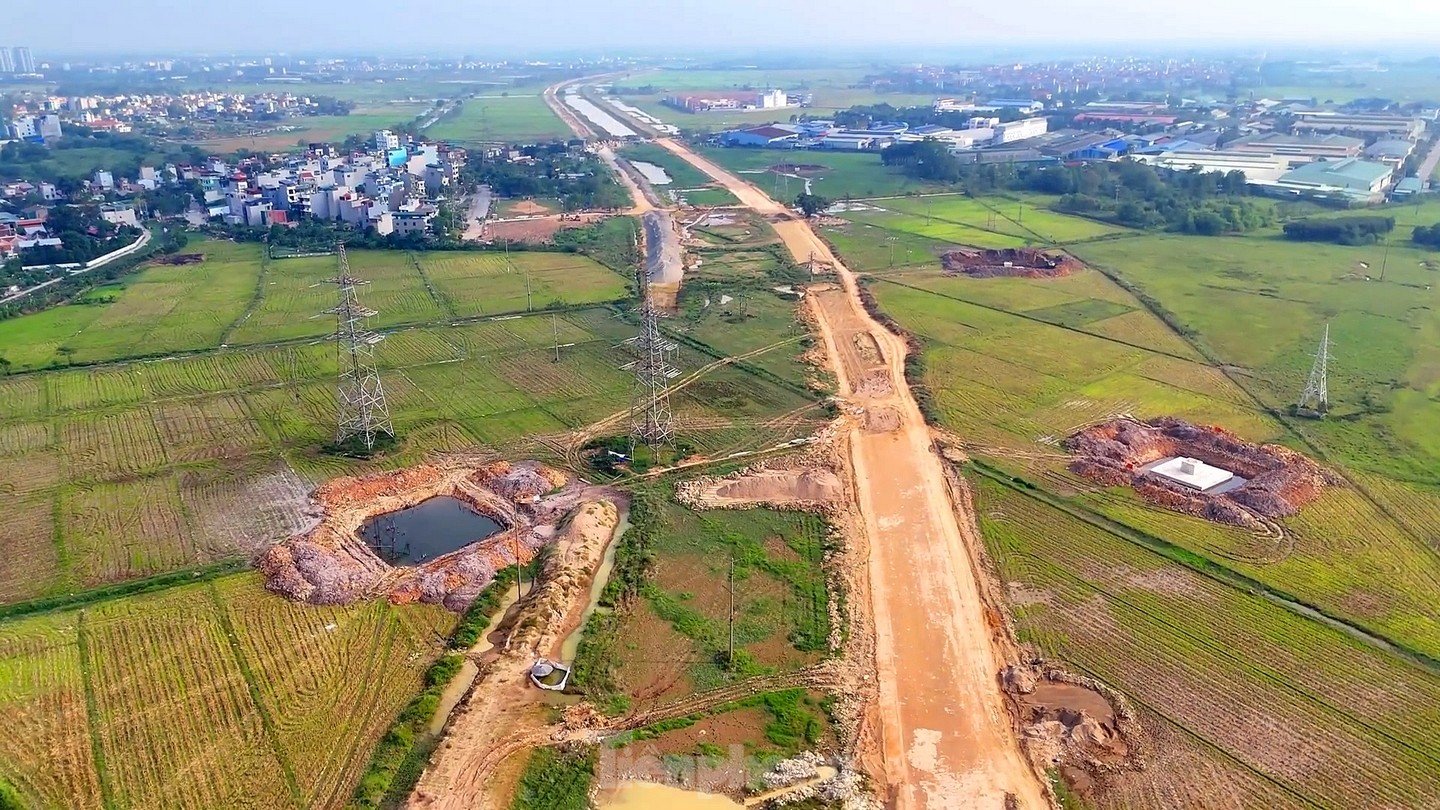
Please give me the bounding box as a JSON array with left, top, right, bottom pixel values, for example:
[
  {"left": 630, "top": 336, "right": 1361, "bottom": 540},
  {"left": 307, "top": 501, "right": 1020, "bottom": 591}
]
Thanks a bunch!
[{"left": 411, "top": 76, "right": 1051, "bottom": 809}]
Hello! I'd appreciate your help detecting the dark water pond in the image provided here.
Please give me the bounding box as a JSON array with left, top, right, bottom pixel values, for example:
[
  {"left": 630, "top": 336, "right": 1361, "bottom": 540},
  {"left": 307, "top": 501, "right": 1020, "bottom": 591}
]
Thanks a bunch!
[{"left": 358, "top": 495, "right": 504, "bottom": 565}]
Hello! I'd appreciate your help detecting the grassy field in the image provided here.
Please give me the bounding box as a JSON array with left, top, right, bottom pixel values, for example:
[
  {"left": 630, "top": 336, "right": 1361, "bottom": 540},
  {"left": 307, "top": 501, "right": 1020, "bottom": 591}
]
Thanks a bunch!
[
  {"left": 1071, "top": 232, "right": 1440, "bottom": 485},
  {"left": 188, "top": 105, "right": 429, "bottom": 153},
  {"left": 426, "top": 93, "right": 572, "bottom": 144},
  {"left": 573, "top": 484, "right": 831, "bottom": 714},
  {"left": 0, "top": 243, "right": 629, "bottom": 372},
  {"left": 0, "top": 214, "right": 830, "bottom": 806},
  {"left": 854, "top": 204, "right": 1440, "bottom": 806},
  {"left": 620, "top": 143, "right": 742, "bottom": 208},
  {"left": 0, "top": 239, "right": 264, "bottom": 371},
  {"left": 696, "top": 146, "right": 941, "bottom": 201},
  {"left": 818, "top": 194, "right": 1133, "bottom": 274}
]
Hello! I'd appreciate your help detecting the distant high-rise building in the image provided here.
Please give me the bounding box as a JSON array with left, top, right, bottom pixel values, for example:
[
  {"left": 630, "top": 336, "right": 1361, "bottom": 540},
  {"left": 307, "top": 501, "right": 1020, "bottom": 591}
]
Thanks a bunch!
[
  {"left": 0, "top": 48, "right": 15, "bottom": 74},
  {"left": 14, "top": 47, "right": 35, "bottom": 73}
]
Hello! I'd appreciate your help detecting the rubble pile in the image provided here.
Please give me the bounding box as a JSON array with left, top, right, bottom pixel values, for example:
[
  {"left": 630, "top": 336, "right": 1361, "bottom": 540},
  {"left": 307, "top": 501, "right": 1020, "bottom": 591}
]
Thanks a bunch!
[
  {"left": 940, "top": 247, "right": 1082, "bottom": 279},
  {"left": 1064, "top": 417, "right": 1334, "bottom": 528},
  {"left": 1003, "top": 659, "right": 1143, "bottom": 799},
  {"left": 259, "top": 460, "right": 587, "bottom": 610}
]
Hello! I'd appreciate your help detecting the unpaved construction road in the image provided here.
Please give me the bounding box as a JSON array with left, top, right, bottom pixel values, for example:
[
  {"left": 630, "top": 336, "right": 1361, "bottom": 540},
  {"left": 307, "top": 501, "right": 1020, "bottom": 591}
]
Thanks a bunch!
[{"left": 653, "top": 138, "right": 1049, "bottom": 809}]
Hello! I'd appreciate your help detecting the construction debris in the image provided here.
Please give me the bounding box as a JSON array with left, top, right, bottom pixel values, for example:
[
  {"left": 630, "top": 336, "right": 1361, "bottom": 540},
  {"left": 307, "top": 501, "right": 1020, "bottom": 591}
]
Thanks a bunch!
[
  {"left": 941, "top": 247, "right": 1082, "bottom": 279},
  {"left": 1064, "top": 417, "right": 1335, "bottom": 528},
  {"left": 258, "top": 460, "right": 605, "bottom": 611}
]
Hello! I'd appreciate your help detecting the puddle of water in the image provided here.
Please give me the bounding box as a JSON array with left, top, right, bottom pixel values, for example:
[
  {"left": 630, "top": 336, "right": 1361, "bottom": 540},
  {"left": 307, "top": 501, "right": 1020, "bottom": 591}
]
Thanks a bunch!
[
  {"left": 427, "top": 658, "right": 478, "bottom": 735},
  {"left": 358, "top": 495, "right": 504, "bottom": 565},
  {"left": 631, "top": 160, "right": 674, "bottom": 185},
  {"left": 558, "top": 507, "right": 630, "bottom": 665},
  {"left": 472, "top": 583, "right": 526, "bottom": 656},
  {"left": 595, "top": 782, "right": 743, "bottom": 809}
]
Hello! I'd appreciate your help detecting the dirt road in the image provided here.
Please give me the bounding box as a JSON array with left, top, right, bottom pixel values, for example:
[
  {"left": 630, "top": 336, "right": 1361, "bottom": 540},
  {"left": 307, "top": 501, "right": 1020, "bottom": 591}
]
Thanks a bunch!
[{"left": 652, "top": 137, "right": 1049, "bottom": 809}]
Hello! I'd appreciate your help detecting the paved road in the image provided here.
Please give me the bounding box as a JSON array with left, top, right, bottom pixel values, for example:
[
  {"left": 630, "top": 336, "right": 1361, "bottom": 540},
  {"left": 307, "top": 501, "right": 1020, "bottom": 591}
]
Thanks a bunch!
[{"left": 1, "top": 227, "right": 152, "bottom": 306}]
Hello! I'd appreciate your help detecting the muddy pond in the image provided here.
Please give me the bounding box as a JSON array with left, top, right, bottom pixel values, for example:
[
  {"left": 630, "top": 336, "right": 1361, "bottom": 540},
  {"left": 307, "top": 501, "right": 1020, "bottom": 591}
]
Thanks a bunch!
[{"left": 358, "top": 495, "right": 504, "bottom": 564}]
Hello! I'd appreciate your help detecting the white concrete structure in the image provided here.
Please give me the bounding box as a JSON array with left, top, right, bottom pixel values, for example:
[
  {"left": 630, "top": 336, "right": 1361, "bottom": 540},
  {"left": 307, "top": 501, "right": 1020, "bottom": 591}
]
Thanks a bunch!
[
  {"left": 993, "top": 117, "right": 1047, "bottom": 144},
  {"left": 1149, "top": 457, "right": 1234, "bottom": 492},
  {"left": 759, "top": 89, "right": 788, "bottom": 109}
]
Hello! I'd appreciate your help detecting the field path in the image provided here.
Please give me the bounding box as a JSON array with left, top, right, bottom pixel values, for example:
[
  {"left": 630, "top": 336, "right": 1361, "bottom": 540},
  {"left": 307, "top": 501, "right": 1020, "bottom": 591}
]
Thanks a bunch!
[{"left": 651, "top": 137, "right": 1049, "bottom": 809}]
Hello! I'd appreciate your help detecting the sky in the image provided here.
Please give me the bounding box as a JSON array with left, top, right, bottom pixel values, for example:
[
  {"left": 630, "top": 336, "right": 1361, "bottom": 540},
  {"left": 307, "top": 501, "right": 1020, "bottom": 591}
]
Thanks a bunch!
[{"left": 10, "top": 0, "right": 1440, "bottom": 56}]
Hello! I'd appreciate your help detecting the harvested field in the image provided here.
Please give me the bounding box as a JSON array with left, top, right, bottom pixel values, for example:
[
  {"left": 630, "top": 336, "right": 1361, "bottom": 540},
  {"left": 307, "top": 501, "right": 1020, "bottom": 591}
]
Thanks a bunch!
[
  {"left": 942, "top": 247, "right": 1083, "bottom": 279},
  {"left": 1065, "top": 417, "right": 1334, "bottom": 530}
]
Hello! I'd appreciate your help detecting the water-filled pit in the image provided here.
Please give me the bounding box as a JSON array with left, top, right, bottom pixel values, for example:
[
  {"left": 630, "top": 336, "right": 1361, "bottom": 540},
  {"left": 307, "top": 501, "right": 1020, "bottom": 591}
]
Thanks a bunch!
[{"left": 358, "top": 495, "right": 505, "bottom": 565}]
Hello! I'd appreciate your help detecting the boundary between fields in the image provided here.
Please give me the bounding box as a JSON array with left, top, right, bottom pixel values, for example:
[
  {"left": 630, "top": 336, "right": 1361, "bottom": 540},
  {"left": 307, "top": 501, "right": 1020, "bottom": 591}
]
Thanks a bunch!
[
  {"left": 207, "top": 581, "right": 303, "bottom": 804},
  {"left": 970, "top": 460, "right": 1440, "bottom": 678}
]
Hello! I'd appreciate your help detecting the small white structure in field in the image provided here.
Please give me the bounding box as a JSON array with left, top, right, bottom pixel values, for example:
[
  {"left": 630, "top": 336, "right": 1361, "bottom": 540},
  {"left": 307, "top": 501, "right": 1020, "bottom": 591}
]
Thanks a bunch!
[{"left": 1149, "top": 456, "right": 1235, "bottom": 492}]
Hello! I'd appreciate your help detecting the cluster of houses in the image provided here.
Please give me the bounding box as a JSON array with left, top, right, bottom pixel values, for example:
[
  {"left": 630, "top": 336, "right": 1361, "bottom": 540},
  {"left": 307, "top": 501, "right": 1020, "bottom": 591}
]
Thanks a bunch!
[
  {"left": 187, "top": 130, "right": 466, "bottom": 235},
  {"left": 711, "top": 95, "right": 1437, "bottom": 206},
  {"left": 0, "top": 129, "right": 467, "bottom": 266},
  {"left": 2, "top": 90, "right": 349, "bottom": 141}
]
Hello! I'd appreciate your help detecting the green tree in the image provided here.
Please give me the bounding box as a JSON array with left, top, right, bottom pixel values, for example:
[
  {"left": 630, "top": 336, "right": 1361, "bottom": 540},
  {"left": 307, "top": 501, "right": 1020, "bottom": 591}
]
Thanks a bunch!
[{"left": 794, "top": 192, "right": 832, "bottom": 218}]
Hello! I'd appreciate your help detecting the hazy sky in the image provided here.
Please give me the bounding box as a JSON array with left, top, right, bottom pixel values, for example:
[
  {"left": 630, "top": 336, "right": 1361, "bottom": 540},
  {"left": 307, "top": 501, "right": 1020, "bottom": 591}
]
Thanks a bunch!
[{"left": 11, "top": 0, "right": 1440, "bottom": 55}]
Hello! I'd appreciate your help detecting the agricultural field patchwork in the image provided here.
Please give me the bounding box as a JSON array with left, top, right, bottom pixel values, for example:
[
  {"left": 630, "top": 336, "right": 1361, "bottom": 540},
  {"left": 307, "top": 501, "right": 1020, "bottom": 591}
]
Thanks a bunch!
[
  {"left": 820, "top": 194, "right": 1134, "bottom": 274},
  {"left": 0, "top": 239, "right": 266, "bottom": 371},
  {"left": 869, "top": 265, "right": 1440, "bottom": 658},
  {"left": 0, "top": 574, "right": 453, "bottom": 810},
  {"left": 856, "top": 220, "right": 1440, "bottom": 807}
]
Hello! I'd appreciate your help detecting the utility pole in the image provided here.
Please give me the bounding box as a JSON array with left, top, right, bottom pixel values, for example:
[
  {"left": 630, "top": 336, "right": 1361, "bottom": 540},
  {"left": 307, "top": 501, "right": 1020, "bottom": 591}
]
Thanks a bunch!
[
  {"left": 887, "top": 235, "right": 899, "bottom": 267},
  {"left": 1379, "top": 237, "right": 1391, "bottom": 282},
  {"left": 514, "top": 533, "right": 525, "bottom": 599},
  {"left": 727, "top": 553, "right": 735, "bottom": 666},
  {"left": 525, "top": 263, "right": 533, "bottom": 311},
  {"left": 551, "top": 313, "right": 561, "bottom": 362}
]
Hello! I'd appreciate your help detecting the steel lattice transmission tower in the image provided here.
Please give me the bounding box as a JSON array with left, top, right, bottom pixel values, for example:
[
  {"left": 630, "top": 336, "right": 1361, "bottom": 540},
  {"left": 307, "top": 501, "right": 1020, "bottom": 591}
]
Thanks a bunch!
[
  {"left": 326, "top": 244, "right": 394, "bottom": 450},
  {"left": 1297, "top": 323, "right": 1332, "bottom": 415},
  {"left": 627, "top": 282, "right": 678, "bottom": 446}
]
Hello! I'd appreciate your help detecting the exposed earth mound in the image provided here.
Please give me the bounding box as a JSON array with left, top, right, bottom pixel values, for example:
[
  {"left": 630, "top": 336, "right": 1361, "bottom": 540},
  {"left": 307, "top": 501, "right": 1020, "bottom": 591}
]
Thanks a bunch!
[
  {"left": 259, "top": 460, "right": 614, "bottom": 611},
  {"left": 677, "top": 464, "right": 843, "bottom": 511},
  {"left": 1003, "top": 659, "right": 1141, "bottom": 802},
  {"left": 941, "top": 247, "right": 1082, "bottom": 279},
  {"left": 1064, "top": 417, "right": 1335, "bottom": 529}
]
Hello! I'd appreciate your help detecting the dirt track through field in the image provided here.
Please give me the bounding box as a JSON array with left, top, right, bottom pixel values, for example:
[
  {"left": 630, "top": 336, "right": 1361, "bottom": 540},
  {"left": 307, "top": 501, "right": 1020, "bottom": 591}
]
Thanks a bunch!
[{"left": 653, "top": 137, "right": 1049, "bottom": 809}]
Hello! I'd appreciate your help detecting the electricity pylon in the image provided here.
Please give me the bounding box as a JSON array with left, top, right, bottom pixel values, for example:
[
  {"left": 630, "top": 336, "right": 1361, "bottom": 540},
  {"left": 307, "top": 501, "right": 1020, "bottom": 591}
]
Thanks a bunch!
[
  {"left": 1297, "top": 323, "right": 1331, "bottom": 415},
  {"left": 326, "top": 244, "right": 393, "bottom": 450},
  {"left": 629, "top": 279, "right": 678, "bottom": 446}
]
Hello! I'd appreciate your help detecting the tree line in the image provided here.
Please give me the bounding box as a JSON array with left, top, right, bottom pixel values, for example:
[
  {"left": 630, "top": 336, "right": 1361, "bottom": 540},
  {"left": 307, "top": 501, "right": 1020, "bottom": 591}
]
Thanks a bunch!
[{"left": 881, "top": 141, "right": 1273, "bottom": 234}]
